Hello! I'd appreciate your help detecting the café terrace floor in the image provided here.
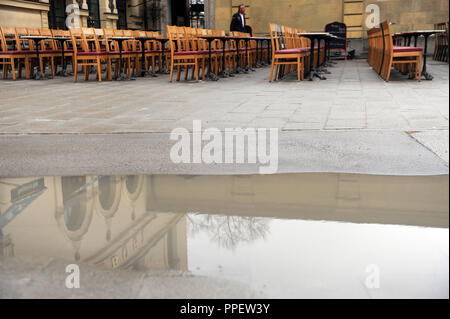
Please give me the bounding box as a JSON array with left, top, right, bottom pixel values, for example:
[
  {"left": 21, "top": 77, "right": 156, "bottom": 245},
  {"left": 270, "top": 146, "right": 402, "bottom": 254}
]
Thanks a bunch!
[{"left": 0, "top": 59, "right": 448, "bottom": 176}]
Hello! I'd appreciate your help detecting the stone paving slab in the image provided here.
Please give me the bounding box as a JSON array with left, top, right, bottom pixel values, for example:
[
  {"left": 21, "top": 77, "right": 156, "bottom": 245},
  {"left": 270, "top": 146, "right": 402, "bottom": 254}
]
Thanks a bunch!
[{"left": 0, "top": 60, "right": 448, "bottom": 134}]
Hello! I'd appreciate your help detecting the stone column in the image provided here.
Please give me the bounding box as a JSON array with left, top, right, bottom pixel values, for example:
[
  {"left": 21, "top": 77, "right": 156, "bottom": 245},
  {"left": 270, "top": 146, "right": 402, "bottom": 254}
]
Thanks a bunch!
[
  {"left": 100, "top": 0, "right": 119, "bottom": 29},
  {"left": 204, "top": 0, "right": 215, "bottom": 29}
]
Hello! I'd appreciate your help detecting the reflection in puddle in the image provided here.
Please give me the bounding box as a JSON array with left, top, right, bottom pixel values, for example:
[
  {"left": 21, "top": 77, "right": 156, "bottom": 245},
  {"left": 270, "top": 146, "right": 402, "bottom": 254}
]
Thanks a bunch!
[{"left": 0, "top": 174, "right": 448, "bottom": 298}]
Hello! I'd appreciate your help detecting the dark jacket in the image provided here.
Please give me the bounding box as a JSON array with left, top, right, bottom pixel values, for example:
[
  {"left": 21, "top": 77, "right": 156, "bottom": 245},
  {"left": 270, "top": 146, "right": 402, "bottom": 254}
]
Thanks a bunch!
[{"left": 230, "top": 12, "right": 246, "bottom": 32}]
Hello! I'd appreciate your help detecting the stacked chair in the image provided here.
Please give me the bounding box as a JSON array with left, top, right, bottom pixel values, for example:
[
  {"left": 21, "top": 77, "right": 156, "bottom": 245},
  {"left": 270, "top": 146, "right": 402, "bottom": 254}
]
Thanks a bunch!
[
  {"left": 0, "top": 26, "right": 32, "bottom": 80},
  {"left": 166, "top": 26, "right": 262, "bottom": 83},
  {"left": 268, "top": 23, "right": 324, "bottom": 82},
  {"left": 433, "top": 22, "right": 448, "bottom": 63},
  {"left": 1, "top": 26, "right": 267, "bottom": 82},
  {"left": 367, "top": 20, "right": 423, "bottom": 81},
  {"left": 0, "top": 26, "right": 168, "bottom": 81}
]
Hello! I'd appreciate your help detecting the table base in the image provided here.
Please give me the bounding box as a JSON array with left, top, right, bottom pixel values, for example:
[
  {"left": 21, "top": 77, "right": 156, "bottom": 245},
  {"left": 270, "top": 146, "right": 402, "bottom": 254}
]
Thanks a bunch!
[
  {"left": 309, "top": 71, "right": 327, "bottom": 81},
  {"left": 219, "top": 70, "right": 230, "bottom": 78},
  {"left": 32, "top": 71, "right": 52, "bottom": 80},
  {"left": 205, "top": 72, "right": 219, "bottom": 81},
  {"left": 56, "top": 69, "right": 73, "bottom": 77},
  {"left": 317, "top": 67, "right": 331, "bottom": 74},
  {"left": 114, "top": 73, "right": 135, "bottom": 81},
  {"left": 422, "top": 71, "right": 434, "bottom": 81},
  {"left": 138, "top": 69, "right": 158, "bottom": 78}
]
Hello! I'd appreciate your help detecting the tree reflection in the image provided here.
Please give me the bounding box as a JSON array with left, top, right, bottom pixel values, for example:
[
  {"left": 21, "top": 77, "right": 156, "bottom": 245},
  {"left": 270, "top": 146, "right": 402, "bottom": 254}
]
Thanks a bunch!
[{"left": 188, "top": 214, "right": 270, "bottom": 250}]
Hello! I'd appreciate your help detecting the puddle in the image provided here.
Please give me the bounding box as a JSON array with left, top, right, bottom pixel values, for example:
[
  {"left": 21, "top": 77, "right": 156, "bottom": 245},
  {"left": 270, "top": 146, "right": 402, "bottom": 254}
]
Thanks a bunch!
[{"left": 0, "top": 173, "right": 448, "bottom": 298}]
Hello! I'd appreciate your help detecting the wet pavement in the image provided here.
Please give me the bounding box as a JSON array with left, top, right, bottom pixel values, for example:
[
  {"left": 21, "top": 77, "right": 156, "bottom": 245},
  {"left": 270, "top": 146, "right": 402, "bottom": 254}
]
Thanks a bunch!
[
  {"left": 0, "top": 60, "right": 448, "bottom": 177},
  {"left": 0, "top": 59, "right": 449, "bottom": 299},
  {"left": 0, "top": 174, "right": 448, "bottom": 298},
  {"left": 0, "top": 60, "right": 448, "bottom": 134}
]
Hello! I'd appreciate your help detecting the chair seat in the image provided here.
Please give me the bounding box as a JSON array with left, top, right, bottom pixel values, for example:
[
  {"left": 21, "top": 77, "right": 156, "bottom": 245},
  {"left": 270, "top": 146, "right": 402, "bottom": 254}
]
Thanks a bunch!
[
  {"left": 275, "top": 48, "right": 309, "bottom": 54},
  {"left": 0, "top": 50, "right": 27, "bottom": 54},
  {"left": 77, "top": 51, "right": 106, "bottom": 56},
  {"left": 174, "top": 50, "right": 206, "bottom": 56},
  {"left": 147, "top": 49, "right": 170, "bottom": 53},
  {"left": 394, "top": 46, "right": 423, "bottom": 53},
  {"left": 39, "top": 50, "right": 60, "bottom": 54}
]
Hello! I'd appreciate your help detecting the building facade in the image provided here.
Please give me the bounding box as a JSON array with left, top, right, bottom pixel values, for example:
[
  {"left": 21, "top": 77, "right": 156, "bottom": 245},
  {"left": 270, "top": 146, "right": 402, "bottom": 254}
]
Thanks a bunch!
[
  {"left": 0, "top": 0, "right": 448, "bottom": 38},
  {"left": 0, "top": 0, "right": 195, "bottom": 34},
  {"left": 212, "top": 0, "right": 449, "bottom": 38}
]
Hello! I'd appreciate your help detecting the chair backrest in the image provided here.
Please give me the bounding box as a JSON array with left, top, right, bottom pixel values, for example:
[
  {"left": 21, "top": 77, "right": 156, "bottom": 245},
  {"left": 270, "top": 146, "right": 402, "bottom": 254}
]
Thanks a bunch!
[
  {"left": 380, "top": 20, "right": 393, "bottom": 79},
  {"left": 14, "top": 27, "right": 31, "bottom": 51},
  {"left": 167, "top": 25, "right": 189, "bottom": 53},
  {"left": 39, "top": 28, "right": 56, "bottom": 51},
  {"left": 0, "top": 27, "right": 19, "bottom": 52},
  {"left": 269, "top": 23, "right": 286, "bottom": 53},
  {"left": 69, "top": 27, "right": 83, "bottom": 54}
]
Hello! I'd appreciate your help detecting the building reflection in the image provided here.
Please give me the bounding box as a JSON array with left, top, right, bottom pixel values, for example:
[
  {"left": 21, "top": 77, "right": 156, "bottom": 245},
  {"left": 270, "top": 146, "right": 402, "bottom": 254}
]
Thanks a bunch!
[
  {"left": 0, "top": 173, "right": 448, "bottom": 270},
  {"left": 0, "top": 175, "right": 188, "bottom": 271}
]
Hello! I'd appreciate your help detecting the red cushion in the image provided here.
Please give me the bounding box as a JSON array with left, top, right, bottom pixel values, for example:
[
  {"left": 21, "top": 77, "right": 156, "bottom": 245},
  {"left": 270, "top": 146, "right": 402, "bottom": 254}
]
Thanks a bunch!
[
  {"left": 174, "top": 50, "right": 206, "bottom": 55},
  {"left": 394, "top": 46, "right": 423, "bottom": 53},
  {"left": 39, "top": 50, "right": 59, "bottom": 54},
  {"left": 0, "top": 50, "right": 27, "bottom": 54},
  {"left": 148, "top": 49, "right": 170, "bottom": 53},
  {"left": 77, "top": 51, "right": 105, "bottom": 56},
  {"left": 275, "top": 48, "right": 309, "bottom": 54}
]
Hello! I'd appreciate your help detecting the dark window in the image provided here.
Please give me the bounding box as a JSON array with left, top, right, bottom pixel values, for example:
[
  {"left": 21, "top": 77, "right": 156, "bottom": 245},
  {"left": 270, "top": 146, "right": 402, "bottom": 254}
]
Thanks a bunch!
[
  {"left": 48, "top": 0, "right": 67, "bottom": 30},
  {"left": 87, "top": 0, "right": 101, "bottom": 28},
  {"left": 171, "top": 0, "right": 189, "bottom": 26},
  {"left": 116, "top": 0, "right": 128, "bottom": 29},
  {"left": 189, "top": 0, "right": 204, "bottom": 28}
]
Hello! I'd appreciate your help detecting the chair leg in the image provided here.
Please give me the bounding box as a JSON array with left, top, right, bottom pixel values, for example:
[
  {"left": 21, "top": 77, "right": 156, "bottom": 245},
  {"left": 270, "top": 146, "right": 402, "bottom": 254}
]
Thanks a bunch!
[
  {"left": 269, "top": 58, "right": 275, "bottom": 82},
  {"left": 107, "top": 59, "right": 112, "bottom": 81},
  {"left": 2, "top": 64, "right": 6, "bottom": 79},
  {"left": 297, "top": 57, "right": 301, "bottom": 81},
  {"left": 41, "top": 58, "right": 46, "bottom": 76},
  {"left": 417, "top": 56, "right": 422, "bottom": 82},
  {"left": 10, "top": 58, "right": 16, "bottom": 81},
  {"left": 96, "top": 59, "right": 102, "bottom": 82},
  {"left": 201, "top": 58, "right": 205, "bottom": 80},
  {"left": 18, "top": 60, "right": 22, "bottom": 79},
  {"left": 169, "top": 58, "right": 174, "bottom": 83},
  {"left": 195, "top": 59, "right": 199, "bottom": 83},
  {"left": 74, "top": 60, "right": 78, "bottom": 82},
  {"left": 51, "top": 57, "right": 55, "bottom": 77},
  {"left": 176, "top": 62, "right": 181, "bottom": 81},
  {"left": 274, "top": 64, "right": 280, "bottom": 82}
]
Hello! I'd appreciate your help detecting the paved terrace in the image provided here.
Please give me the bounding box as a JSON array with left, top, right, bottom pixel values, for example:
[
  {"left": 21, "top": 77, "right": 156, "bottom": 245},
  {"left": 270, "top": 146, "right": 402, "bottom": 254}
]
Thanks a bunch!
[{"left": 0, "top": 59, "right": 448, "bottom": 176}]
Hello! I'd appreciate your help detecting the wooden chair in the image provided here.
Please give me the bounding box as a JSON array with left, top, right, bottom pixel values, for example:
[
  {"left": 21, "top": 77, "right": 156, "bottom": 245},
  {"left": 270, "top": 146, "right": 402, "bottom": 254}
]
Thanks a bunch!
[
  {"left": 433, "top": 22, "right": 448, "bottom": 62},
  {"left": 167, "top": 25, "right": 205, "bottom": 82},
  {"left": 140, "top": 31, "right": 159, "bottom": 74},
  {"left": 0, "top": 26, "right": 32, "bottom": 80},
  {"left": 51, "top": 29, "right": 74, "bottom": 74},
  {"left": 380, "top": 21, "right": 422, "bottom": 82},
  {"left": 269, "top": 23, "right": 307, "bottom": 82},
  {"left": 35, "top": 28, "right": 59, "bottom": 76},
  {"left": 70, "top": 27, "right": 107, "bottom": 82}
]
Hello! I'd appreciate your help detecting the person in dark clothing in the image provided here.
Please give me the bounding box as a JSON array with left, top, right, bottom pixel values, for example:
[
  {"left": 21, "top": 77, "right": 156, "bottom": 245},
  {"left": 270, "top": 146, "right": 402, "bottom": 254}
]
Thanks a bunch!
[{"left": 230, "top": 4, "right": 247, "bottom": 32}]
